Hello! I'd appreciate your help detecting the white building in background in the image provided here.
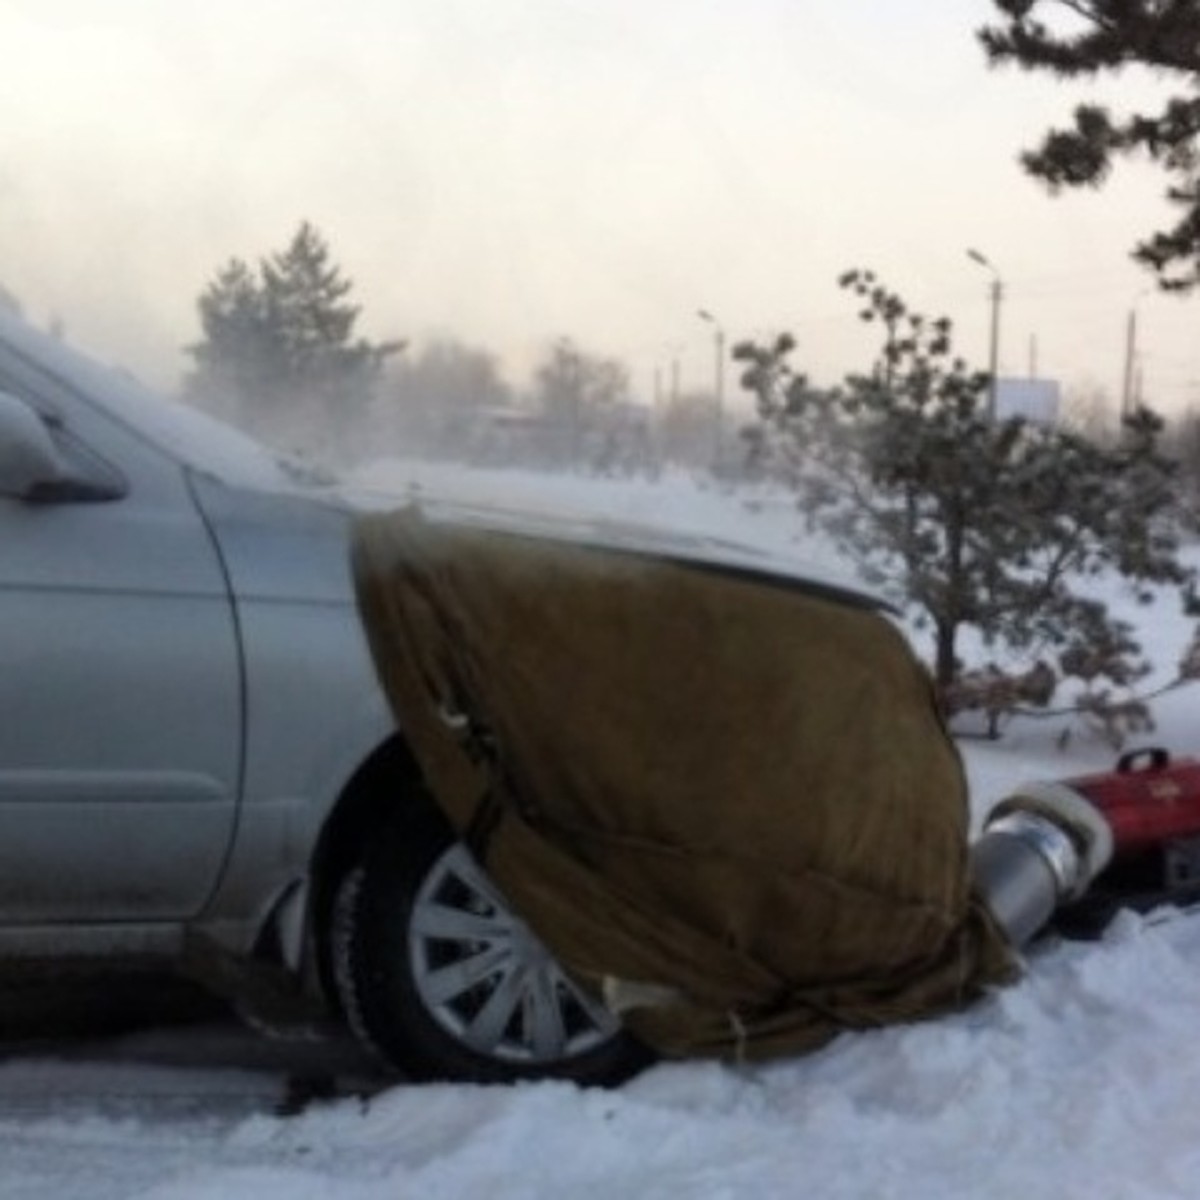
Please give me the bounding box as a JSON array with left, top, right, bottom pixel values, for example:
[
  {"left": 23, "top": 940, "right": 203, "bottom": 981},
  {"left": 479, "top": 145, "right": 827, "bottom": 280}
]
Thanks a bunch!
[{"left": 995, "top": 378, "right": 1061, "bottom": 426}]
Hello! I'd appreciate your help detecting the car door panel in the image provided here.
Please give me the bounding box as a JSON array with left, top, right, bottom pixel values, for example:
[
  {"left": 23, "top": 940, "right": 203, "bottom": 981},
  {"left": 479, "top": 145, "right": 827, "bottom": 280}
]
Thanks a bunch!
[{"left": 0, "top": 381, "right": 242, "bottom": 923}]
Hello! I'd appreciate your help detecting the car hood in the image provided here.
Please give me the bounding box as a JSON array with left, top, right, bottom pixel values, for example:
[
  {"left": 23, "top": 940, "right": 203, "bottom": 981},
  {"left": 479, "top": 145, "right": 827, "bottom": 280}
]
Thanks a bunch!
[
  {"left": 344, "top": 483, "right": 888, "bottom": 612},
  {"left": 192, "top": 472, "right": 887, "bottom": 615}
]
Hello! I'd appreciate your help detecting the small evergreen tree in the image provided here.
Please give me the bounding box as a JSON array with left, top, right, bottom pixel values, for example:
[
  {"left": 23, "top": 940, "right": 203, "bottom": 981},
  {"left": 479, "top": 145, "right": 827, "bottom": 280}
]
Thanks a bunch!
[
  {"left": 980, "top": 0, "right": 1200, "bottom": 289},
  {"left": 185, "top": 222, "right": 402, "bottom": 456},
  {"left": 736, "top": 269, "right": 1188, "bottom": 729},
  {"left": 186, "top": 259, "right": 272, "bottom": 426}
]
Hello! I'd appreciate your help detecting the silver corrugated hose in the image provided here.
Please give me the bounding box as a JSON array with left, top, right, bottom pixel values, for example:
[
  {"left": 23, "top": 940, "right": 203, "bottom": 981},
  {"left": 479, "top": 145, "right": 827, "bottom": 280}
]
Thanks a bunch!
[
  {"left": 971, "top": 789, "right": 1113, "bottom": 948},
  {"left": 971, "top": 812, "right": 1083, "bottom": 946}
]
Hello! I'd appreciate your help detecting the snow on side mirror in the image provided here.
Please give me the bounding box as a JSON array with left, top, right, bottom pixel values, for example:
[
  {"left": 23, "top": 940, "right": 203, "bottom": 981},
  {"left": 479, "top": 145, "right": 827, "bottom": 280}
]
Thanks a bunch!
[{"left": 0, "top": 391, "right": 65, "bottom": 499}]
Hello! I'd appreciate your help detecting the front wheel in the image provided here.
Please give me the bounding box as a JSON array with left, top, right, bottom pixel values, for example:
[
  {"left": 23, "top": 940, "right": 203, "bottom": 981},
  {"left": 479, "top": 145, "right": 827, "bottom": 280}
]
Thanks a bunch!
[{"left": 331, "top": 806, "right": 652, "bottom": 1085}]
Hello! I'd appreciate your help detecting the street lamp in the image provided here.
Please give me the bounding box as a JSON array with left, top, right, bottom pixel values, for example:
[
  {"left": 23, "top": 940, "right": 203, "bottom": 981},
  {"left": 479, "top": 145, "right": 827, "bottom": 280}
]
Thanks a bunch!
[
  {"left": 967, "top": 248, "right": 1003, "bottom": 421},
  {"left": 696, "top": 308, "right": 725, "bottom": 466}
]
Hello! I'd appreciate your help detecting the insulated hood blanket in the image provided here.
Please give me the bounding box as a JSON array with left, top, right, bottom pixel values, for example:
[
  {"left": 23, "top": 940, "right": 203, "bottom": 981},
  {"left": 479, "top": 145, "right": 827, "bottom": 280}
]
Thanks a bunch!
[{"left": 351, "top": 507, "right": 1015, "bottom": 1061}]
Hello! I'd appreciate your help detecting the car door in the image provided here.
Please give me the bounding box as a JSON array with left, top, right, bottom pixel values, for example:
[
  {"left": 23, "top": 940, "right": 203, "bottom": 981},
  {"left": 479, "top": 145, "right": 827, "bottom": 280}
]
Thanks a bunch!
[{"left": 0, "top": 356, "right": 242, "bottom": 924}]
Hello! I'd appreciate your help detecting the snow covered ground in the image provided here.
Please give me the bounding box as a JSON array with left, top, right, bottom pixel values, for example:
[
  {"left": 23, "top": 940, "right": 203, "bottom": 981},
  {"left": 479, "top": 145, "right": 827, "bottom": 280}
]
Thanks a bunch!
[{"left": 4, "top": 462, "right": 1200, "bottom": 1200}]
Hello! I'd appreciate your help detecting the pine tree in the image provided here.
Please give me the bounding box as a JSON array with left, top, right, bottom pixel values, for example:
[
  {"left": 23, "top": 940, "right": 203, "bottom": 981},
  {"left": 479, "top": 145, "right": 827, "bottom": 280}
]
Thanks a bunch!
[
  {"left": 186, "top": 259, "right": 272, "bottom": 425},
  {"left": 185, "top": 223, "right": 402, "bottom": 455},
  {"left": 980, "top": 0, "right": 1200, "bottom": 289},
  {"left": 736, "top": 269, "right": 1188, "bottom": 726}
]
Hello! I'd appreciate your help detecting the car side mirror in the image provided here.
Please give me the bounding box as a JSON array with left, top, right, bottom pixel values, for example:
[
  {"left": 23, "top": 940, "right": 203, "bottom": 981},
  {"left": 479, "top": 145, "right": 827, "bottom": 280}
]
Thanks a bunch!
[{"left": 0, "top": 391, "right": 65, "bottom": 499}]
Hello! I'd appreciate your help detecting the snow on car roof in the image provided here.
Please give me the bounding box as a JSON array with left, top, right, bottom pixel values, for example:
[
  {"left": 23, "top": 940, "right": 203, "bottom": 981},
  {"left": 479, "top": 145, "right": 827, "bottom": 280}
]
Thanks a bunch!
[{"left": 0, "top": 308, "right": 302, "bottom": 492}]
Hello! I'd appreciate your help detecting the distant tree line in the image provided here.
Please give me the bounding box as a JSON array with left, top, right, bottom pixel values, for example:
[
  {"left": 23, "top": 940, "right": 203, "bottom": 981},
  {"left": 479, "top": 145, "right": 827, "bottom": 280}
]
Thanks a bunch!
[
  {"left": 377, "top": 332, "right": 661, "bottom": 472},
  {"left": 184, "top": 222, "right": 666, "bottom": 473}
]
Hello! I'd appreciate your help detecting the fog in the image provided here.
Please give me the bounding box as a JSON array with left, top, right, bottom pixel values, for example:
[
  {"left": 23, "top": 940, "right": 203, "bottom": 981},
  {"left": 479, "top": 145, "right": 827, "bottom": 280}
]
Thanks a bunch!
[{"left": 2, "top": 0, "right": 1196, "bottom": 412}]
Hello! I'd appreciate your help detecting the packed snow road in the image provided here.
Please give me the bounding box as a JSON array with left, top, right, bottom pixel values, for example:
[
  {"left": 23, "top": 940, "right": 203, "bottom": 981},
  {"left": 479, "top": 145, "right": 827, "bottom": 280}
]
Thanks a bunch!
[
  {"left": 0, "top": 975, "right": 386, "bottom": 1199},
  {"left": 0, "top": 973, "right": 379, "bottom": 1117},
  {"left": 7, "top": 908, "right": 1200, "bottom": 1200}
]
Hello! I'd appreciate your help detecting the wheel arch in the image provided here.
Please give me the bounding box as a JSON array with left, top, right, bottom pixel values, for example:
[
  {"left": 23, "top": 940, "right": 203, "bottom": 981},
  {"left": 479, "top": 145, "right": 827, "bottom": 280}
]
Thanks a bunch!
[{"left": 307, "top": 732, "right": 438, "bottom": 1000}]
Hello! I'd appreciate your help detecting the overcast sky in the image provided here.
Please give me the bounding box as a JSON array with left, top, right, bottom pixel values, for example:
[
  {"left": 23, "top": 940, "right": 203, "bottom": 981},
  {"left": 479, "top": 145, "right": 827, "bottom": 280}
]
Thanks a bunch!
[{"left": 2, "top": 0, "right": 1196, "bottom": 414}]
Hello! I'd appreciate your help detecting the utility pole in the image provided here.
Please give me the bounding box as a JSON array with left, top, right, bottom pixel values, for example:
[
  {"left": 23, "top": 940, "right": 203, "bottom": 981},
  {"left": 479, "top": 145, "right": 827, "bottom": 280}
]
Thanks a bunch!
[
  {"left": 566, "top": 345, "right": 582, "bottom": 468},
  {"left": 967, "top": 249, "right": 1003, "bottom": 420},
  {"left": 1121, "top": 307, "right": 1138, "bottom": 420},
  {"left": 697, "top": 308, "right": 725, "bottom": 467}
]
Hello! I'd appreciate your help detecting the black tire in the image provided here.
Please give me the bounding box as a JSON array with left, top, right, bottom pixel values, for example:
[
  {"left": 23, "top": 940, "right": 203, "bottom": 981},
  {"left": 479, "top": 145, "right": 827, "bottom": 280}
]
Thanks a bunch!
[{"left": 331, "top": 805, "right": 652, "bottom": 1085}]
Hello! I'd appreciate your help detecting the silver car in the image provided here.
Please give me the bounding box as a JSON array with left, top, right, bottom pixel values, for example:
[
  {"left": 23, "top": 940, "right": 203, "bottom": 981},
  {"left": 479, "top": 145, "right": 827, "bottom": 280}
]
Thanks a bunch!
[{"left": 0, "top": 310, "right": 648, "bottom": 1086}]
